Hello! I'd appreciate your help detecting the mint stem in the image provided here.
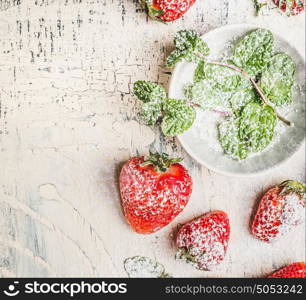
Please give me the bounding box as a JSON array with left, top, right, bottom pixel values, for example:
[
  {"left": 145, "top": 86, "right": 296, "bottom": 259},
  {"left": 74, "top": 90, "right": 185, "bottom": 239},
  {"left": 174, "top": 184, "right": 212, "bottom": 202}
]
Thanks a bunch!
[{"left": 197, "top": 56, "right": 293, "bottom": 127}]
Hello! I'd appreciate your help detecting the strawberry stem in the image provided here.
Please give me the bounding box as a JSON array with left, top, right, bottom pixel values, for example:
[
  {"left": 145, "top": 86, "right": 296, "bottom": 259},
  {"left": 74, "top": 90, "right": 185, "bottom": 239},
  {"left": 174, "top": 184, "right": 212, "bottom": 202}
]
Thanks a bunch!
[{"left": 141, "top": 151, "right": 183, "bottom": 172}]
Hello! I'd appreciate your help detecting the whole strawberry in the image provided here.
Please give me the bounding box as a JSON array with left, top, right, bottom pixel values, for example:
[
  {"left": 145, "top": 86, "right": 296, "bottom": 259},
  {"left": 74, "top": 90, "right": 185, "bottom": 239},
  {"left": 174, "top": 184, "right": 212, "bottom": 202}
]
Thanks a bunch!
[
  {"left": 252, "top": 180, "right": 306, "bottom": 243},
  {"left": 141, "top": 0, "right": 197, "bottom": 22},
  {"left": 273, "top": 0, "right": 304, "bottom": 16},
  {"left": 268, "top": 262, "right": 306, "bottom": 278},
  {"left": 119, "top": 152, "right": 192, "bottom": 234},
  {"left": 176, "top": 211, "right": 230, "bottom": 270}
]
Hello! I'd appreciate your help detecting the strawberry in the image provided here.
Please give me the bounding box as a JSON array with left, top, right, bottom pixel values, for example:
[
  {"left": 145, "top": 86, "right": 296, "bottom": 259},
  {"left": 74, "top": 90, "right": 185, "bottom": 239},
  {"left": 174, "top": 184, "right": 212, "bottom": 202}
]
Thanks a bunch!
[
  {"left": 252, "top": 180, "right": 306, "bottom": 243},
  {"left": 119, "top": 152, "right": 192, "bottom": 234},
  {"left": 141, "top": 0, "right": 197, "bottom": 22},
  {"left": 273, "top": 0, "right": 305, "bottom": 16},
  {"left": 176, "top": 211, "right": 230, "bottom": 270},
  {"left": 268, "top": 262, "right": 306, "bottom": 278}
]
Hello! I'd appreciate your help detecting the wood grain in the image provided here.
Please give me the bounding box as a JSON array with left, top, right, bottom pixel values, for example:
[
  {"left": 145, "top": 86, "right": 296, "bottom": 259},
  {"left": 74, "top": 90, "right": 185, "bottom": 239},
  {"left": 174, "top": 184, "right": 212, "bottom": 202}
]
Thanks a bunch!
[{"left": 0, "top": 0, "right": 305, "bottom": 278}]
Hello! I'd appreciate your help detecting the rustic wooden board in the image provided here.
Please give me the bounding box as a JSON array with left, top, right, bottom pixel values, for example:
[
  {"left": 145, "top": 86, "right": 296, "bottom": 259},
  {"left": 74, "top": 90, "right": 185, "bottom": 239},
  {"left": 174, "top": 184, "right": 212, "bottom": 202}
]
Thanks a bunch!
[{"left": 0, "top": 0, "right": 305, "bottom": 278}]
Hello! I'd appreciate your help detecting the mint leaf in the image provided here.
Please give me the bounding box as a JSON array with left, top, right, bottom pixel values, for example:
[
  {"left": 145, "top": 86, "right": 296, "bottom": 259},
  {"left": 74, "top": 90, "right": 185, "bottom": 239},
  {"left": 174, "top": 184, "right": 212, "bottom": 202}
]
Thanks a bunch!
[
  {"left": 195, "top": 60, "right": 250, "bottom": 92},
  {"left": 141, "top": 102, "right": 163, "bottom": 125},
  {"left": 259, "top": 53, "right": 296, "bottom": 106},
  {"left": 194, "top": 60, "right": 206, "bottom": 82},
  {"left": 161, "top": 98, "right": 196, "bottom": 136},
  {"left": 239, "top": 103, "right": 277, "bottom": 152},
  {"left": 166, "top": 30, "right": 210, "bottom": 67},
  {"left": 230, "top": 89, "right": 259, "bottom": 116},
  {"left": 124, "top": 256, "right": 170, "bottom": 278},
  {"left": 134, "top": 81, "right": 166, "bottom": 103},
  {"left": 185, "top": 80, "right": 230, "bottom": 110},
  {"left": 232, "top": 29, "right": 273, "bottom": 76},
  {"left": 218, "top": 118, "right": 250, "bottom": 160}
]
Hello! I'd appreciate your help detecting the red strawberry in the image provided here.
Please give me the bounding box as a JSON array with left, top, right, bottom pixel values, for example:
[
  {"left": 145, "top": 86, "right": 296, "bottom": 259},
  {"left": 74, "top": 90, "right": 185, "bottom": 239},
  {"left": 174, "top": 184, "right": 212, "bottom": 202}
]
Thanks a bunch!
[
  {"left": 273, "top": 0, "right": 304, "bottom": 16},
  {"left": 252, "top": 180, "right": 306, "bottom": 243},
  {"left": 119, "top": 152, "right": 192, "bottom": 234},
  {"left": 176, "top": 211, "right": 230, "bottom": 270},
  {"left": 141, "top": 0, "right": 197, "bottom": 22},
  {"left": 268, "top": 262, "right": 306, "bottom": 278}
]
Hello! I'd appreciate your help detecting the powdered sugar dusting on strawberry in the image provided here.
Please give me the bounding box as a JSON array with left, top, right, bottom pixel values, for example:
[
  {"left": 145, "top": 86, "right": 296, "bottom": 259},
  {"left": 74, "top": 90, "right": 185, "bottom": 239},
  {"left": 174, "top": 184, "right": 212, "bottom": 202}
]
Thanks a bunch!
[
  {"left": 152, "top": 0, "right": 196, "bottom": 22},
  {"left": 176, "top": 211, "right": 230, "bottom": 270},
  {"left": 119, "top": 156, "right": 192, "bottom": 234},
  {"left": 268, "top": 262, "right": 306, "bottom": 278},
  {"left": 252, "top": 186, "right": 305, "bottom": 243}
]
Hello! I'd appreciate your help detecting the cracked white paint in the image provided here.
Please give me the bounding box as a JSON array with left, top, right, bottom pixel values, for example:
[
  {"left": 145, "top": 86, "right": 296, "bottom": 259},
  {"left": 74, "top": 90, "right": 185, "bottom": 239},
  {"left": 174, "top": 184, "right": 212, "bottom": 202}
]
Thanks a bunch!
[{"left": 0, "top": 0, "right": 305, "bottom": 277}]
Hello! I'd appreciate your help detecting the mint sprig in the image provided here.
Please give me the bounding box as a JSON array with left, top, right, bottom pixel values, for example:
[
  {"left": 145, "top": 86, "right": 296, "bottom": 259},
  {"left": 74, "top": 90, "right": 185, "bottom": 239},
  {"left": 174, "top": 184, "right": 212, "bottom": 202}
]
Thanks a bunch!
[
  {"left": 166, "top": 30, "right": 210, "bottom": 68},
  {"left": 133, "top": 80, "right": 196, "bottom": 136},
  {"left": 132, "top": 29, "right": 297, "bottom": 161},
  {"left": 166, "top": 29, "right": 292, "bottom": 127}
]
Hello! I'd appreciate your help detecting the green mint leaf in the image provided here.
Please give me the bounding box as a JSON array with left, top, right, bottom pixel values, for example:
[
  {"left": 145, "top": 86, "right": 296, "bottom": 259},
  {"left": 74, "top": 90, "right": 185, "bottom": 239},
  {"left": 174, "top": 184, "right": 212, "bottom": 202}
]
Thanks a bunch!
[
  {"left": 161, "top": 98, "right": 196, "bottom": 136},
  {"left": 140, "top": 101, "right": 163, "bottom": 125},
  {"left": 124, "top": 256, "right": 171, "bottom": 278},
  {"left": 259, "top": 53, "right": 296, "bottom": 106},
  {"left": 134, "top": 81, "right": 167, "bottom": 103},
  {"left": 239, "top": 103, "right": 277, "bottom": 152},
  {"left": 197, "top": 61, "right": 250, "bottom": 92},
  {"left": 166, "top": 30, "right": 210, "bottom": 67},
  {"left": 194, "top": 60, "right": 206, "bottom": 82},
  {"left": 185, "top": 80, "right": 231, "bottom": 110},
  {"left": 232, "top": 29, "right": 273, "bottom": 76},
  {"left": 218, "top": 118, "right": 250, "bottom": 160},
  {"left": 230, "top": 88, "right": 259, "bottom": 116}
]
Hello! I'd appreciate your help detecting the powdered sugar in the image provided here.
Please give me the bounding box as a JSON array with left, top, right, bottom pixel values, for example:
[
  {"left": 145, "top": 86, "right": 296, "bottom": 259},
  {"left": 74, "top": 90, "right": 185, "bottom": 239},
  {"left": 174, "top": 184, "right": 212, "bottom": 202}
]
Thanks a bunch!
[
  {"left": 176, "top": 211, "right": 230, "bottom": 270},
  {"left": 124, "top": 256, "right": 169, "bottom": 278},
  {"left": 252, "top": 186, "right": 305, "bottom": 243},
  {"left": 119, "top": 157, "right": 192, "bottom": 233}
]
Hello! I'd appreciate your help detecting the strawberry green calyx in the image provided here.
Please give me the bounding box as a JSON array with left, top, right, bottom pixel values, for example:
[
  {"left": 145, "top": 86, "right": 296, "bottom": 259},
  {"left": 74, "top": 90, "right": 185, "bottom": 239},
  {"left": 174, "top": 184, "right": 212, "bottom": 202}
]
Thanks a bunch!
[
  {"left": 140, "top": 0, "right": 165, "bottom": 20},
  {"left": 176, "top": 247, "right": 199, "bottom": 265},
  {"left": 280, "top": 180, "right": 306, "bottom": 198},
  {"left": 254, "top": 0, "right": 268, "bottom": 15},
  {"left": 141, "top": 151, "right": 183, "bottom": 172}
]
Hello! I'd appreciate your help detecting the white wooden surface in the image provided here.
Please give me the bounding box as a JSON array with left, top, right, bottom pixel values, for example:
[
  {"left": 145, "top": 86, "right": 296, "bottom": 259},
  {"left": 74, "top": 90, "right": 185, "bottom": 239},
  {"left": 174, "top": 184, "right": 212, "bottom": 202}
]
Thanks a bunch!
[{"left": 0, "top": 0, "right": 305, "bottom": 278}]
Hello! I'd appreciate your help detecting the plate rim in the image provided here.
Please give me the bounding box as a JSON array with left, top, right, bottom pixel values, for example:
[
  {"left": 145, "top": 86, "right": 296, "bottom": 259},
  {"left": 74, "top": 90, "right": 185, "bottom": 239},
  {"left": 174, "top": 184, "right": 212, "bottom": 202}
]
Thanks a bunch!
[{"left": 168, "top": 23, "right": 306, "bottom": 177}]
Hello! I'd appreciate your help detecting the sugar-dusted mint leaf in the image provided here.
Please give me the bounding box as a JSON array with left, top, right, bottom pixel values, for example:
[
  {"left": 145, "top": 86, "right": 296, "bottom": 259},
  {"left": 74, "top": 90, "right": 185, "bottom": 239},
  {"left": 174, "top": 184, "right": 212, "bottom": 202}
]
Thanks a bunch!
[
  {"left": 259, "top": 53, "right": 296, "bottom": 106},
  {"left": 185, "top": 80, "right": 230, "bottom": 111},
  {"left": 134, "top": 81, "right": 167, "bottom": 103},
  {"left": 239, "top": 103, "right": 277, "bottom": 152},
  {"left": 161, "top": 98, "right": 196, "bottom": 136},
  {"left": 194, "top": 60, "right": 251, "bottom": 92},
  {"left": 166, "top": 30, "right": 210, "bottom": 67},
  {"left": 124, "top": 256, "right": 170, "bottom": 278},
  {"left": 194, "top": 60, "right": 205, "bottom": 82},
  {"left": 218, "top": 118, "right": 250, "bottom": 160},
  {"left": 141, "top": 101, "right": 163, "bottom": 125},
  {"left": 230, "top": 88, "right": 259, "bottom": 116},
  {"left": 232, "top": 29, "right": 273, "bottom": 76}
]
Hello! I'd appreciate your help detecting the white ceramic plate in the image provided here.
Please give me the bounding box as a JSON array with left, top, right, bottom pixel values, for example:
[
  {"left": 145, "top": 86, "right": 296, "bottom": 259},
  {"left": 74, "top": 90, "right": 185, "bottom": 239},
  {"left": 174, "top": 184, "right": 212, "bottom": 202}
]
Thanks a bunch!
[{"left": 169, "top": 24, "right": 305, "bottom": 177}]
